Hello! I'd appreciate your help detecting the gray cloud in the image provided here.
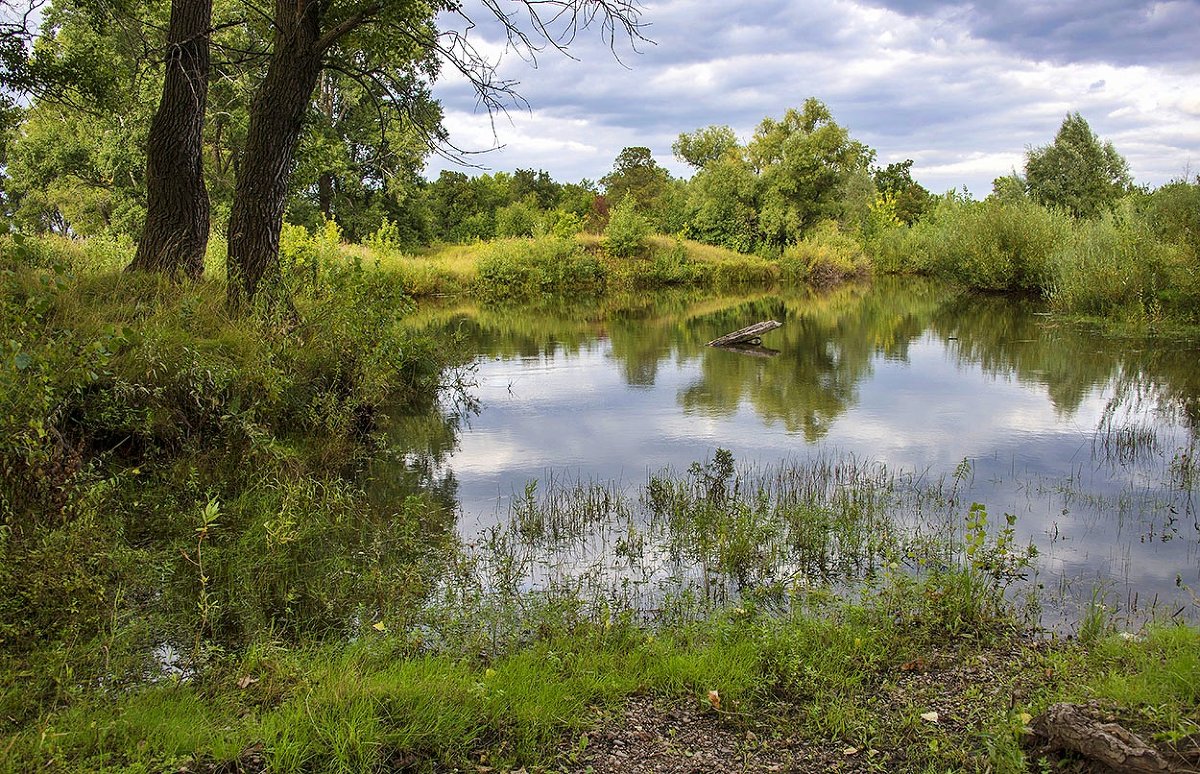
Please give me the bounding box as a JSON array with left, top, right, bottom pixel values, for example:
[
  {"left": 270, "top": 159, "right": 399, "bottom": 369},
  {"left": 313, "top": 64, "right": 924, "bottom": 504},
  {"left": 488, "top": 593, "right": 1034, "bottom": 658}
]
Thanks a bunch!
[
  {"left": 861, "top": 0, "right": 1200, "bottom": 66},
  {"left": 428, "top": 0, "right": 1200, "bottom": 195}
]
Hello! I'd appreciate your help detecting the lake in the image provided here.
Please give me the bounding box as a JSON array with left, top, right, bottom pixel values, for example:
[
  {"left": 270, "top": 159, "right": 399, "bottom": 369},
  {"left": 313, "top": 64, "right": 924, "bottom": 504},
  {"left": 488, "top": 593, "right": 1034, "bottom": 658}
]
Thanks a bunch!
[{"left": 387, "top": 278, "right": 1199, "bottom": 628}]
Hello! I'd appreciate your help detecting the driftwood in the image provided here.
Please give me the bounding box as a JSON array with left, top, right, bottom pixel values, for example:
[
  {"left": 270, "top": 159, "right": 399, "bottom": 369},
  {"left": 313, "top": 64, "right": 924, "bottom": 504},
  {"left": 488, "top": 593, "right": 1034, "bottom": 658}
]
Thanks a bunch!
[
  {"left": 706, "top": 320, "right": 782, "bottom": 348},
  {"left": 1027, "top": 703, "right": 1193, "bottom": 773}
]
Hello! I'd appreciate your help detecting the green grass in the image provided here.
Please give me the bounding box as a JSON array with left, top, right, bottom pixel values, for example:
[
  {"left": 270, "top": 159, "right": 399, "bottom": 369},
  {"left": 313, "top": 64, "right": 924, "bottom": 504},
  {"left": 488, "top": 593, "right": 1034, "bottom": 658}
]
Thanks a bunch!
[
  {"left": 1, "top": 235, "right": 1197, "bottom": 772},
  {"left": 6, "top": 591, "right": 1194, "bottom": 772}
]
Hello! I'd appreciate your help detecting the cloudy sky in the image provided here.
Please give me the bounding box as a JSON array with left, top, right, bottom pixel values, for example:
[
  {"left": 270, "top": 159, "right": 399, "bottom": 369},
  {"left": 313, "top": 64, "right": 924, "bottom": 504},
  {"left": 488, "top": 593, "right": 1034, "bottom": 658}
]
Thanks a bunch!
[{"left": 428, "top": 0, "right": 1200, "bottom": 195}]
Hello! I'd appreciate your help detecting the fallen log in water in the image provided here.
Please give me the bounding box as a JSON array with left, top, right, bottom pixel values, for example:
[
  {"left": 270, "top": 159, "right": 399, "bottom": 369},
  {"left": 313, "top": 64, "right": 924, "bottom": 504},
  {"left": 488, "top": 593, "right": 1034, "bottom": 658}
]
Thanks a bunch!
[{"left": 706, "top": 320, "right": 782, "bottom": 348}]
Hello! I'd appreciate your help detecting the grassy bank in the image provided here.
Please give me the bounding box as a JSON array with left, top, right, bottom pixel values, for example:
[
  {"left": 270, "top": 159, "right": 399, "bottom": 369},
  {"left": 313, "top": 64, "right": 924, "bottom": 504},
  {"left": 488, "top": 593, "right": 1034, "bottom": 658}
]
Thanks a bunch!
[
  {"left": 285, "top": 222, "right": 868, "bottom": 300},
  {"left": 2, "top": 236, "right": 1198, "bottom": 772}
]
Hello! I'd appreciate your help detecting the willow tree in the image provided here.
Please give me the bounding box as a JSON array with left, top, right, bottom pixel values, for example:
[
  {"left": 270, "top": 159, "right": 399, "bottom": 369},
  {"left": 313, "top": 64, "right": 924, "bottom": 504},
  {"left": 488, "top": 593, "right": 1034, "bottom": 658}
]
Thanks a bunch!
[{"left": 226, "top": 0, "right": 646, "bottom": 308}]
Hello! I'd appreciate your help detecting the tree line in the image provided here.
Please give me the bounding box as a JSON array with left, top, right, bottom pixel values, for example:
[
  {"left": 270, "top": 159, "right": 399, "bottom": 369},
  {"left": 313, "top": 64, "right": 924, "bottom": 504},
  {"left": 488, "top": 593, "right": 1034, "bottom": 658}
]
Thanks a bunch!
[{"left": 2, "top": 0, "right": 1191, "bottom": 299}]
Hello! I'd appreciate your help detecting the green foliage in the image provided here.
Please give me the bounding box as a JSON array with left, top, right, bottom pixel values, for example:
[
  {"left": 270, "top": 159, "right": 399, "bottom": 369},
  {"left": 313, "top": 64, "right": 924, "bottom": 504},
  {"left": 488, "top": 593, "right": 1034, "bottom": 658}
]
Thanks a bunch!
[
  {"left": 365, "top": 217, "right": 404, "bottom": 256},
  {"left": 749, "top": 99, "right": 876, "bottom": 247},
  {"left": 1048, "top": 204, "right": 1193, "bottom": 323},
  {"left": 1137, "top": 177, "right": 1200, "bottom": 260},
  {"left": 537, "top": 208, "right": 585, "bottom": 239},
  {"left": 0, "top": 237, "right": 455, "bottom": 719},
  {"left": 872, "top": 159, "right": 931, "bottom": 224},
  {"left": 780, "top": 220, "right": 871, "bottom": 287},
  {"left": 475, "top": 236, "right": 604, "bottom": 298},
  {"left": 875, "top": 194, "right": 1067, "bottom": 291},
  {"left": 278, "top": 219, "right": 345, "bottom": 294},
  {"left": 682, "top": 154, "right": 759, "bottom": 252},
  {"left": 495, "top": 197, "right": 539, "bottom": 238},
  {"left": 601, "top": 146, "right": 672, "bottom": 210},
  {"left": 990, "top": 171, "right": 1029, "bottom": 203},
  {"left": 1025, "top": 112, "right": 1131, "bottom": 218},
  {"left": 673, "top": 125, "right": 739, "bottom": 169},
  {"left": 603, "top": 194, "right": 651, "bottom": 258},
  {"left": 286, "top": 68, "right": 441, "bottom": 244}
]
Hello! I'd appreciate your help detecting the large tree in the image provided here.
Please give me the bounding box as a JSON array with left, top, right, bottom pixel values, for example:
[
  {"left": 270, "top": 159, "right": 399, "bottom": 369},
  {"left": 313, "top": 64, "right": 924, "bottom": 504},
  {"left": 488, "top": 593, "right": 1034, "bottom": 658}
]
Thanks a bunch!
[
  {"left": 128, "top": 0, "right": 212, "bottom": 278},
  {"left": 1025, "top": 112, "right": 1130, "bottom": 218},
  {"left": 747, "top": 98, "right": 873, "bottom": 247},
  {"left": 226, "top": 0, "right": 645, "bottom": 308}
]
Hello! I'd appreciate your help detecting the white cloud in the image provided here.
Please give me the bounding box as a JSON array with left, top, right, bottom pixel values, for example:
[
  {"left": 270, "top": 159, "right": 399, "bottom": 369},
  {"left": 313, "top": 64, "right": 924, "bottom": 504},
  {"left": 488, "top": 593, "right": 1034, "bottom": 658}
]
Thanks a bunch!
[{"left": 428, "top": 0, "right": 1200, "bottom": 194}]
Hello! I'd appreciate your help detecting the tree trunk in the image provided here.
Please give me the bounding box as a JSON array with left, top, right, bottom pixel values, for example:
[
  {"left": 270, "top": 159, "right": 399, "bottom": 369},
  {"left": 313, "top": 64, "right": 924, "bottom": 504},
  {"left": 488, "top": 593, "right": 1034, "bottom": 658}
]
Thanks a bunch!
[
  {"left": 225, "top": 0, "right": 323, "bottom": 308},
  {"left": 318, "top": 172, "right": 334, "bottom": 220},
  {"left": 128, "top": 0, "right": 212, "bottom": 278}
]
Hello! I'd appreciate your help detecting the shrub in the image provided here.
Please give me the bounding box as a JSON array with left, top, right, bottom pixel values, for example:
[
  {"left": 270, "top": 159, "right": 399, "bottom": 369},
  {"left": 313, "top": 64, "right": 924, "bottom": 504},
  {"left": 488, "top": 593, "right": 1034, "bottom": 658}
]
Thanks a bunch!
[
  {"left": 780, "top": 221, "right": 870, "bottom": 287},
  {"left": 604, "top": 195, "right": 651, "bottom": 258},
  {"left": 495, "top": 199, "right": 539, "bottom": 239},
  {"left": 1049, "top": 207, "right": 1190, "bottom": 323},
  {"left": 868, "top": 195, "right": 1066, "bottom": 292},
  {"left": 365, "top": 218, "right": 404, "bottom": 257},
  {"left": 475, "top": 236, "right": 605, "bottom": 298}
]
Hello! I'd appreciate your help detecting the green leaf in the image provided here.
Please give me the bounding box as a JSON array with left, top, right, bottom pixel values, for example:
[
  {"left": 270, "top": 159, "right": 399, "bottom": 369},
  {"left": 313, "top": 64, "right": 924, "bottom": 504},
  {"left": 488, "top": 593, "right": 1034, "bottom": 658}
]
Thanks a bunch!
[{"left": 13, "top": 353, "right": 32, "bottom": 370}]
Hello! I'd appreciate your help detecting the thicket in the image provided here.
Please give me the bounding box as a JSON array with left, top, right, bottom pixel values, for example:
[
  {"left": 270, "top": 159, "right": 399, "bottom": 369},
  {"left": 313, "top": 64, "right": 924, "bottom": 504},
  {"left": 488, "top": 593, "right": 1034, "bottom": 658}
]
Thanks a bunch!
[
  {"left": 866, "top": 180, "right": 1200, "bottom": 326},
  {"left": 0, "top": 235, "right": 461, "bottom": 732}
]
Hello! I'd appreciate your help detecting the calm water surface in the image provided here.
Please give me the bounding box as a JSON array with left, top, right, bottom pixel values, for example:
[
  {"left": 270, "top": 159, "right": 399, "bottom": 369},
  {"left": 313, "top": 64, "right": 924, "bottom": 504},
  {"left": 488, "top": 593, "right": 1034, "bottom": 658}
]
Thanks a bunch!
[{"left": 393, "top": 279, "right": 1200, "bottom": 625}]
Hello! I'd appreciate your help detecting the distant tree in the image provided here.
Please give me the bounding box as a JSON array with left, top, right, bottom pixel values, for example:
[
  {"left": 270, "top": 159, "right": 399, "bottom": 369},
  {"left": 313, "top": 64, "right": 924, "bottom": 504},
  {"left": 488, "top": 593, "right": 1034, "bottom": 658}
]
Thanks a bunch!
[
  {"left": 495, "top": 197, "right": 538, "bottom": 238},
  {"left": 509, "top": 168, "right": 561, "bottom": 210},
  {"left": 601, "top": 147, "right": 670, "bottom": 209},
  {"left": 558, "top": 179, "right": 599, "bottom": 220},
  {"left": 427, "top": 170, "right": 507, "bottom": 242},
  {"left": 989, "top": 171, "right": 1028, "bottom": 203},
  {"left": 683, "top": 153, "right": 758, "bottom": 252},
  {"left": 872, "top": 159, "right": 931, "bottom": 224},
  {"left": 673, "top": 125, "right": 737, "bottom": 169},
  {"left": 2, "top": 0, "right": 149, "bottom": 236},
  {"left": 1025, "top": 112, "right": 1131, "bottom": 218},
  {"left": 286, "top": 69, "right": 440, "bottom": 243}
]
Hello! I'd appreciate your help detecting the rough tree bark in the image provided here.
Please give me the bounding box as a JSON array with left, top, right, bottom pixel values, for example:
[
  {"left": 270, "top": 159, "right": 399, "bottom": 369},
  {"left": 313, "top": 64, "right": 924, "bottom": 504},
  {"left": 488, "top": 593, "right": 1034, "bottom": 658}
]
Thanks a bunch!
[
  {"left": 225, "top": 0, "right": 324, "bottom": 308},
  {"left": 129, "top": 0, "right": 212, "bottom": 278}
]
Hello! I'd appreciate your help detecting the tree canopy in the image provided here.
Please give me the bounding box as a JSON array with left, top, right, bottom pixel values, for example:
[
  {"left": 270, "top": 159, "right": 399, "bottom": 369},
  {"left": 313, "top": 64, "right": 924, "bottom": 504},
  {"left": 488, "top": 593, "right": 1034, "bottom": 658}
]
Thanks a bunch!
[{"left": 1025, "top": 112, "right": 1130, "bottom": 218}]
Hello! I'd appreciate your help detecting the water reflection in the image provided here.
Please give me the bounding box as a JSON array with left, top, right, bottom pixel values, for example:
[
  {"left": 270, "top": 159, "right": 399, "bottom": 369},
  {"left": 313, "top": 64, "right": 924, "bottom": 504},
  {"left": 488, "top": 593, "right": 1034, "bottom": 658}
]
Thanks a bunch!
[{"left": 390, "top": 279, "right": 1199, "bottom": 627}]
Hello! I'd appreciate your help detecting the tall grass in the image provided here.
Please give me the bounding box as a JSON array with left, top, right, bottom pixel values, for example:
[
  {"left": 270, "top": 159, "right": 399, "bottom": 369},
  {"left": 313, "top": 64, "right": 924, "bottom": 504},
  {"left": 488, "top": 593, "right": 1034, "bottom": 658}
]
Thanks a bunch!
[{"left": 868, "top": 186, "right": 1200, "bottom": 327}]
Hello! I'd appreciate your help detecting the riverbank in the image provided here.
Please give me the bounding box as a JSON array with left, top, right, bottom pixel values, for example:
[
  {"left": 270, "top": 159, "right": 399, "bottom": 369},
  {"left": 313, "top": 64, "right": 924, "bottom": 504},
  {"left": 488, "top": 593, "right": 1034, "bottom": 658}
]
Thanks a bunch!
[
  {"left": 7, "top": 587, "right": 1197, "bottom": 772},
  {"left": 1, "top": 237, "right": 1197, "bottom": 772}
]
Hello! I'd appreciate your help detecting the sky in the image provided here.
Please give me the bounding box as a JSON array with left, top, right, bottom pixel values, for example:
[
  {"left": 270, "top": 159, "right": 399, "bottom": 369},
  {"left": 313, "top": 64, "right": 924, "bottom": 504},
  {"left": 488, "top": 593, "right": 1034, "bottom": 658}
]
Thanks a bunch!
[{"left": 427, "top": 0, "right": 1200, "bottom": 196}]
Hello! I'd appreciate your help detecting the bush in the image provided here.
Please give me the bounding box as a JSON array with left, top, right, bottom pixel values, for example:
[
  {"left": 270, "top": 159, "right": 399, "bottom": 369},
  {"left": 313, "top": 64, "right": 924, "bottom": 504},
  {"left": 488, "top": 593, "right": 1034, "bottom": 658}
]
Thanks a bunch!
[
  {"left": 1049, "top": 207, "right": 1191, "bottom": 323},
  {"left": 495, "top": 199, "right": 539, "bottom": 239},
  {"left": 868, "top": 195, "right": 1066, "bottom": 292},
  {"left": 279, "top": 219, "right": 344, "bottom": 294},
  {"left": 365, "top": 218, "right": 404, "bottom": 257},
  {"left": 604, "top": 195, "right": 651, "bottom": 258},
  {"left": 780, "top": 221, "right": 871, "bottom": 287},
  {"left": 0, "top": 238, "right": 456, "bottom": 676},
  {"left": 475, "top": 236, "right": 605, "bottom": 298}
]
